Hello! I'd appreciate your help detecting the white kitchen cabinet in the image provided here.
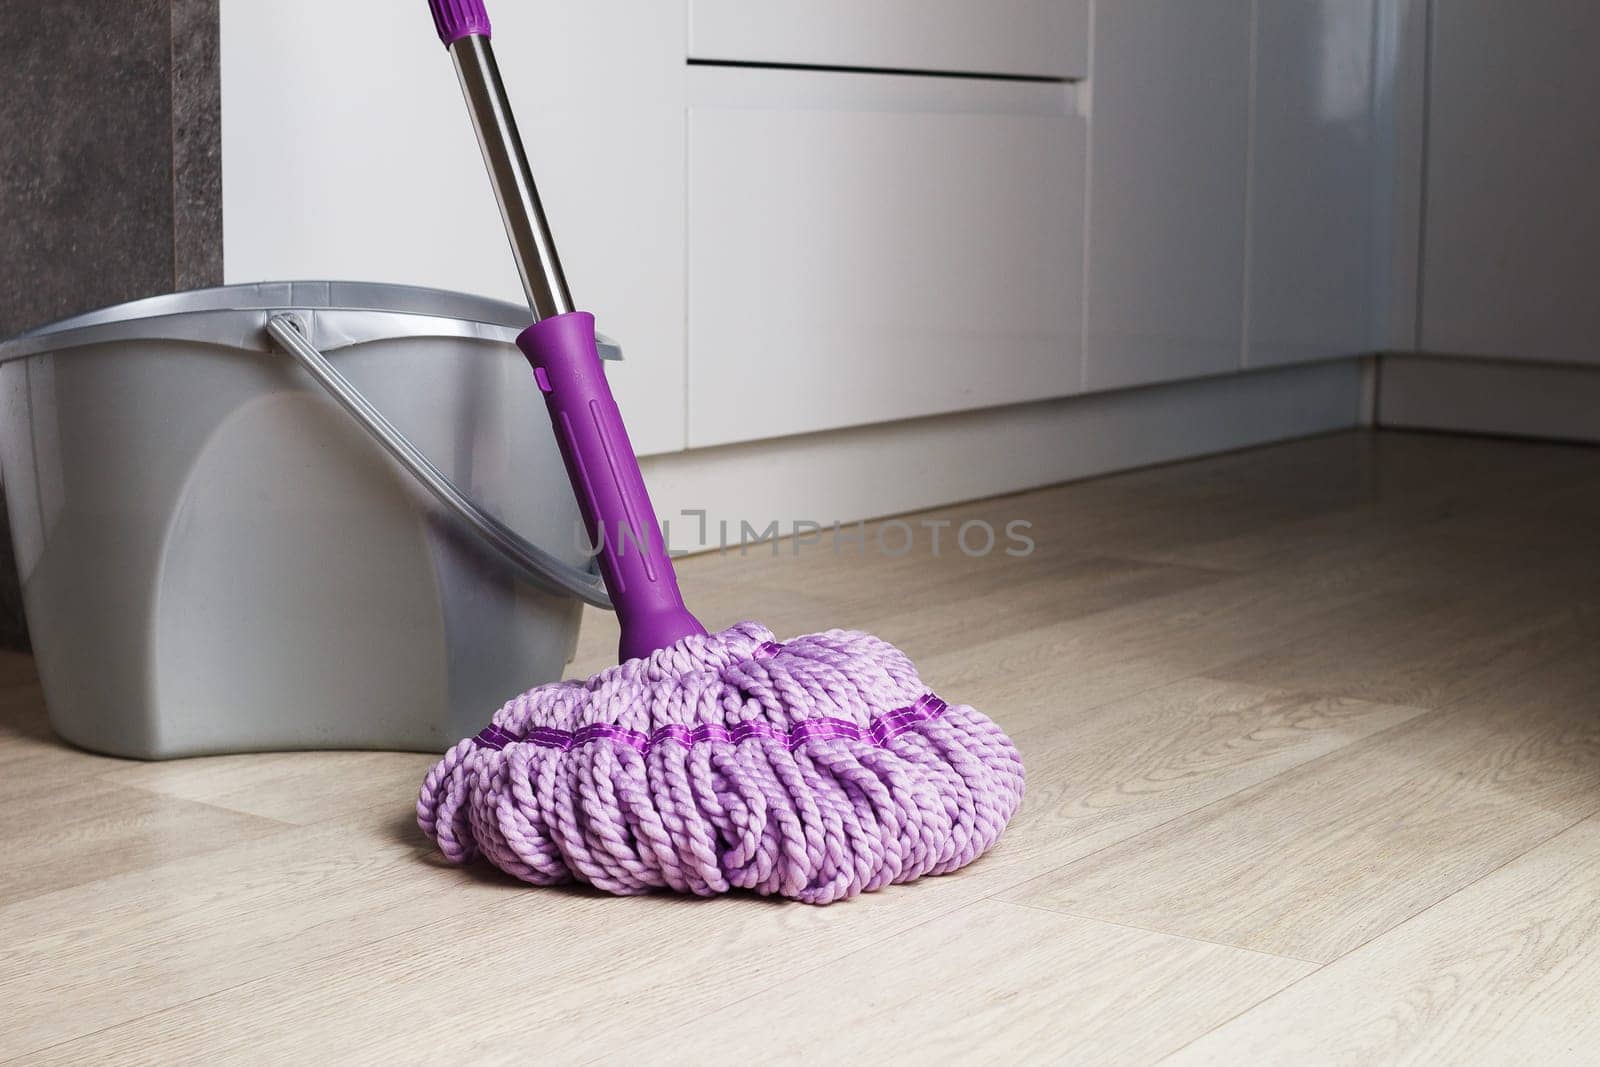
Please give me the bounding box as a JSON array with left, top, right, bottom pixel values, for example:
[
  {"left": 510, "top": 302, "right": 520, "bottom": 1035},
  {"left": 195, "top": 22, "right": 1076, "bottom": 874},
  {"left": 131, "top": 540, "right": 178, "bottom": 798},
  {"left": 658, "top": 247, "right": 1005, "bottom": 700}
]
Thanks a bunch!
[
  {"left": 685, "top": 67, "right": 1086, "bottom": 448},
  {"left": 218, "top": 0, "right": 689, "bottom": 454},
  {"left": 1246, "top": 0, "right": 1380, "bottom": 368},
  {"left": 1420, "top": 0, "right": 1600, "bottom": 366},
  {"left": 214, "top": 0, "right": 1387, "bottom": 476},
  {"left": 1084, "top": 0, "right": 1253, "bottom": 392},
  {"left": 1370, "top": 0, "right": 1430, "bottom": 352},
  {"left": 689, "top": 0, "right": 1090, "bottom": 80}
]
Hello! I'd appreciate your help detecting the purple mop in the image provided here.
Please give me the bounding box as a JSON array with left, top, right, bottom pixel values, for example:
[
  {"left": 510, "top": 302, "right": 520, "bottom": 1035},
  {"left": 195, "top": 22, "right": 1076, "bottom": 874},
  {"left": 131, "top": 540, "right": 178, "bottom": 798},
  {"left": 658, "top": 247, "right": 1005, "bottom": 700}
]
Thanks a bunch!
[{"left": 416, "top": 0, "right": 1024, "bottom": 904}]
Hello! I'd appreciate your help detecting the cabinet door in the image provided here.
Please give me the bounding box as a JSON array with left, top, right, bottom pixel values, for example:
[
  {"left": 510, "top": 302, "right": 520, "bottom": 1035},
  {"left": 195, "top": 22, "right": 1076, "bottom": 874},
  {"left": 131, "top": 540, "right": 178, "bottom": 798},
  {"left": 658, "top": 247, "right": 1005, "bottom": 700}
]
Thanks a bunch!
[
  {"left": 685, "top": 68, "right": 1086, "bottom": 449},
  {"left": 1246, "top": 0, "right": 1380, "bottom": 367},
  {"left": 689, "top": 0, "right": 1090, "bottom": 79},
  {"left": 1421, "top": 0, "right": 1600, "bottom": 365},
  {"left": 1084, "top": 0, "right": 1253, "bottom": 392},
  {"left": 219, "top": 0, "right": 688, "bottom": 454}
]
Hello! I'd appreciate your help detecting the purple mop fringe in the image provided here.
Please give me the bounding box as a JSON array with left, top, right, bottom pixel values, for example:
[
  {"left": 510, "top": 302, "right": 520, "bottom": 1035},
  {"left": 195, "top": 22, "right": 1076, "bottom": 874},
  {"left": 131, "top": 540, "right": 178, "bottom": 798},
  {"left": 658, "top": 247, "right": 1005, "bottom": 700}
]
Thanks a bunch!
[{"left": 417, "top": 622, "right": 1025, "bottom": 904}]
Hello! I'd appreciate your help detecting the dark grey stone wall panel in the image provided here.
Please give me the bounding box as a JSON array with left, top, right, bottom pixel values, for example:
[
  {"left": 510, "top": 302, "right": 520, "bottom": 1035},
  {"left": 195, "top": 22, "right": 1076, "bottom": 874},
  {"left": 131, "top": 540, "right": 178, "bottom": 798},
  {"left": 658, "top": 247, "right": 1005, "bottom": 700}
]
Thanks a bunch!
[
  {"left": 0, "top": 0, "right": 222, "bottom": 648},
  {"left": 1, "top": 0, "right": 174, "bottom": 335},
  {"left": 171, "top": 0, "right": 223, "bottom": 291}
]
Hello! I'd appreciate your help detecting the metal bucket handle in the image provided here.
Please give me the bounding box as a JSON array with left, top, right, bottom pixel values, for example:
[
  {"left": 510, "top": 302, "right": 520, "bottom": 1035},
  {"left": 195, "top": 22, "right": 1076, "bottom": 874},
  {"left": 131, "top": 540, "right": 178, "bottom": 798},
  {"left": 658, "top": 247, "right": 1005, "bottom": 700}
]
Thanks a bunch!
[{"left": 265, "top": 313, "right": 611, "bottom": 609}]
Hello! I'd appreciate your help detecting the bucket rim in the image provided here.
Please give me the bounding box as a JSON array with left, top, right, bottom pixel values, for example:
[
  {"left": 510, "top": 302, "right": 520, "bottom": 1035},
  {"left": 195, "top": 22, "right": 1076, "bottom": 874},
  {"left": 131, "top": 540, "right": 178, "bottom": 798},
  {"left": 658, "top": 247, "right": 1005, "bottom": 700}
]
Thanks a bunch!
[{"left": 0, "top": 280, "right": 622, "bottom": 362}]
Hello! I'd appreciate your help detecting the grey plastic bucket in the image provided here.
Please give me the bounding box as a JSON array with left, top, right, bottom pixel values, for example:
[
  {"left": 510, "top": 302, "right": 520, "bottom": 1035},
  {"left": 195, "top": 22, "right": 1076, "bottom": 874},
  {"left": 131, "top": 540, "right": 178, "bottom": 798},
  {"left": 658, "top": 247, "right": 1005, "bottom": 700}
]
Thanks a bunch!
[{"left": 0, "top": 281, "right": 617, "bottom": 759}]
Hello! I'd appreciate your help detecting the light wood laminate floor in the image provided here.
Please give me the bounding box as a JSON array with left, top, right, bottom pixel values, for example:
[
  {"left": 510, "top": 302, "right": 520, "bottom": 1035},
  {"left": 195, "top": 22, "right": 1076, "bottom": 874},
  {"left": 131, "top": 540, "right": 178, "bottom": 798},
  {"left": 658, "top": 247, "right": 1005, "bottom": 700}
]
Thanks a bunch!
[{"left": 4, "top": 430, "right": 1599, "bottom": 1065}]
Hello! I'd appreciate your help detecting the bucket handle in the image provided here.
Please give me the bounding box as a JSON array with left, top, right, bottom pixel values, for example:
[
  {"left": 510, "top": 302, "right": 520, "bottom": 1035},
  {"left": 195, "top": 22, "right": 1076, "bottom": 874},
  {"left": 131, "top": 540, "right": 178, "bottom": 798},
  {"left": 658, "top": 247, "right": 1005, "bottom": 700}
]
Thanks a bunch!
[{"left": 265, "top": 313, "right": 612, "bottom": 609}]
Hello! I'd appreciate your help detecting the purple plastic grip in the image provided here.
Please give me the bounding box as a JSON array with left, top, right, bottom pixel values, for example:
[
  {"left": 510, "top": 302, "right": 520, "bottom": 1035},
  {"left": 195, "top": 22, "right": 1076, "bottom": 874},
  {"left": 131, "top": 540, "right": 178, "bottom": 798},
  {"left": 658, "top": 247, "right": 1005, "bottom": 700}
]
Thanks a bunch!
[
  {"left": 518, "top": 312, "right": 708, "bottom": 662},
  {"left": 428, "top": 0, "right": 491, "bottom": 45}
]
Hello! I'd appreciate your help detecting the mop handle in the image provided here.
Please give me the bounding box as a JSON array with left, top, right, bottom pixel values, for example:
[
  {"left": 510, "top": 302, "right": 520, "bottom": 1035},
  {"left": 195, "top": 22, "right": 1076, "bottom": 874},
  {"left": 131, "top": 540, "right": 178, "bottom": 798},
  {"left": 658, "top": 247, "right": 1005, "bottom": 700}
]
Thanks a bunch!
[
  {"left": 427, "top": 0, "right": 707, "bottom": 661},
  {"left": 518, "top": 314, "right": 708, "bottom": 661},
  {"left": 434, "top": 8, "right": 571, "bottom": 320}
]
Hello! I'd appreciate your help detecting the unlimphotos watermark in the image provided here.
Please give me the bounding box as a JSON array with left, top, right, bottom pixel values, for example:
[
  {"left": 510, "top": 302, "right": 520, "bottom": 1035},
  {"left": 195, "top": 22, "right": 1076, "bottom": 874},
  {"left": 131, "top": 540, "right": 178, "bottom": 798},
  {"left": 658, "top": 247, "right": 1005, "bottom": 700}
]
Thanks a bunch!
[{"left": 572, "top": 510, "right": 1036, "bottom": 560}]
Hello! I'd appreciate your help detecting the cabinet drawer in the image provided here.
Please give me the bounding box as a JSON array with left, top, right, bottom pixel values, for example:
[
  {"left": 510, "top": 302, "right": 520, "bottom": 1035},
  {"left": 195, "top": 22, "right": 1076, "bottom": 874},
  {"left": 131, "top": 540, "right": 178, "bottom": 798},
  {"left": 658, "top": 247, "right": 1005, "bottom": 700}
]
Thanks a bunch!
[
  {"left": 686, "top": 67, "right": 1085, "bottom": 448},
  {"left": 689, "top": 0, "right": 1089, "bottom": 80}
]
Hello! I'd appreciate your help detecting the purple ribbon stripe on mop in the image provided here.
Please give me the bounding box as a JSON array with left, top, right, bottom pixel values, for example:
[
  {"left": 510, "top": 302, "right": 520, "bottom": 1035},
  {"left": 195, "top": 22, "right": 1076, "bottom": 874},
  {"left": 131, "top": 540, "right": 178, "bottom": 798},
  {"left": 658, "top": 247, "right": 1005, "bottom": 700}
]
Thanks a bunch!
[{"left": 473, "top": 693, "right": 950, "bottom": 754}]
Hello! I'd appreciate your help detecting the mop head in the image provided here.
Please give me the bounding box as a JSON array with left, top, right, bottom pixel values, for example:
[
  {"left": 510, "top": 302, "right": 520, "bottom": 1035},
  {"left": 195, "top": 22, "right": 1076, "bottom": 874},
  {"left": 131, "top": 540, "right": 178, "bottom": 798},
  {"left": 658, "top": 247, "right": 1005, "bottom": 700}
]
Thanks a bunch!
[{"left": 417, "top": 621, "right": 1024, "bottom": 904}]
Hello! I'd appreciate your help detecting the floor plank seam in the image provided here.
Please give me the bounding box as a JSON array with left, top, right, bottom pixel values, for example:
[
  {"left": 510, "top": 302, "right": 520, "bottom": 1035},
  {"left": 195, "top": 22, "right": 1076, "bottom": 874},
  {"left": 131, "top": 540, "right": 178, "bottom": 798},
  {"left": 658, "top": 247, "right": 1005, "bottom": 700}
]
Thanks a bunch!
[
  {"left": 1186, "top": 623, "right": 1580, "bottom": 773},
  {"left": 6, "top": 829, "right": 485, "bottom": 1055},
  {"left": 9, "top": 969, "right": 269, "bottom": 1065},
  {"left": 985, "top": 645, "right": 1587, "bottom": 958},
  {"left": 997, "top": 897, "right": 1324, "bottom": 966},
  {"left": 1150, "top": 788, "right": 1600, "bottom": 1062},
  {"left": 1152, "top": 958, "right": 1334, "bottom": 1065},
  {"left": 978, "top": 707, "right": 1441, "bottom": 908},
  {"left": 8, "top": 887, "right": 489, "bottom": 1063},
  {"left": 1150, "top": 805, "right": 1600, "bottom": 1064},
  {"left": 1183, "top": 591, "right": 1407, "bottom": 686},
  {"left": 18, "top": 872, "right": 972, "bottom": 1058},
  {"left": 76, "top": 774, "right": 309, "bottom": 830},
  {"left": 1315, "top": 794, "right": 1600, "bottom": 966},
  {"left": 634, "top": 892, "right": 984, "bottom": 1051}
]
